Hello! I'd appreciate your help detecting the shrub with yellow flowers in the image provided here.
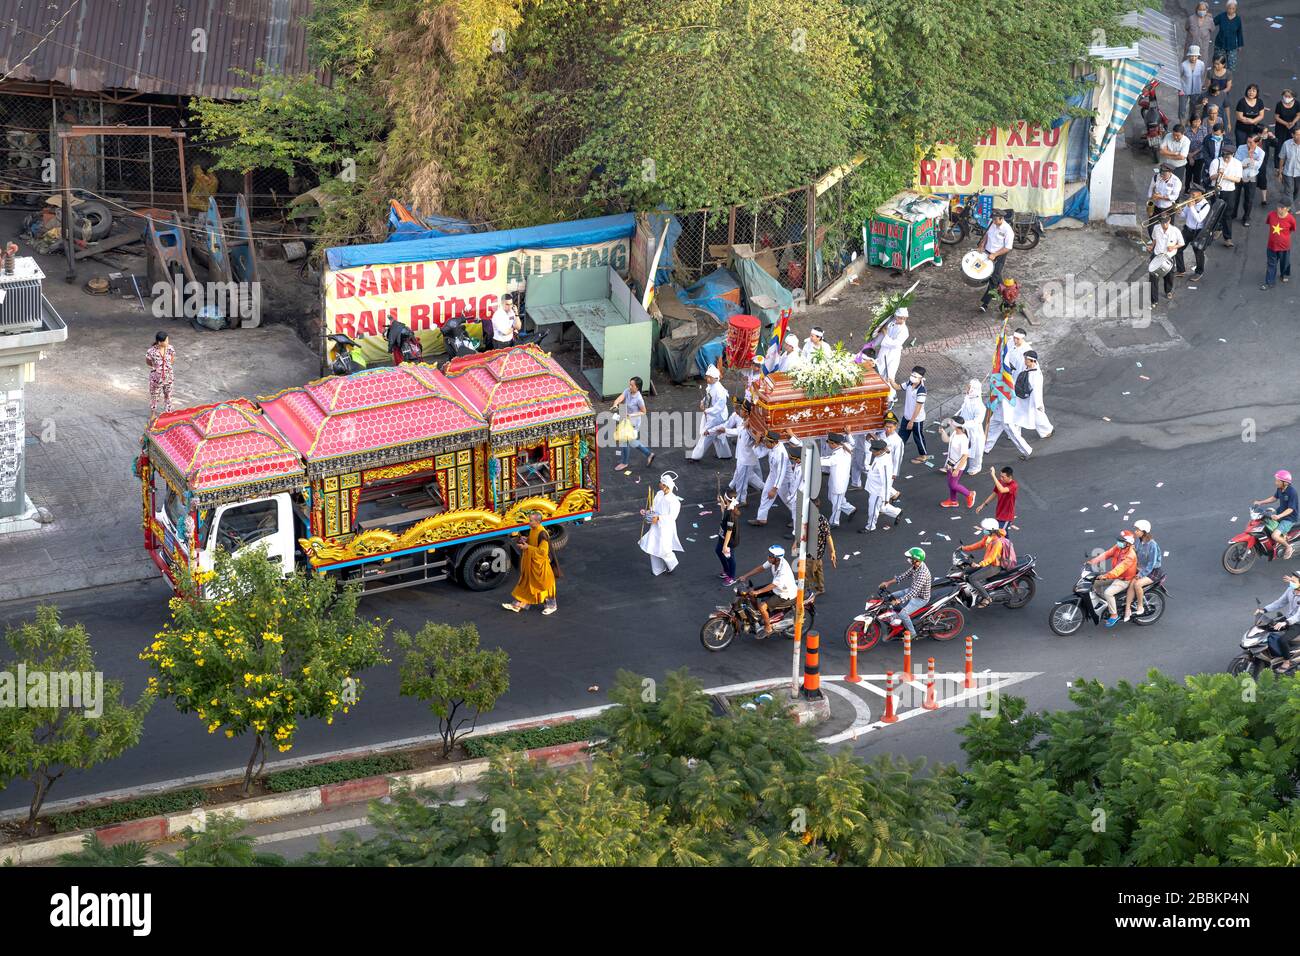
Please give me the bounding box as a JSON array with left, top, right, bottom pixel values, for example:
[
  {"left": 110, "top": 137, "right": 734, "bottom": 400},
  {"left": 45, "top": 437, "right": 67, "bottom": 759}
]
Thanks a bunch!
[{"left": 140, "top": 549, "right": 388, "bottom": 794}]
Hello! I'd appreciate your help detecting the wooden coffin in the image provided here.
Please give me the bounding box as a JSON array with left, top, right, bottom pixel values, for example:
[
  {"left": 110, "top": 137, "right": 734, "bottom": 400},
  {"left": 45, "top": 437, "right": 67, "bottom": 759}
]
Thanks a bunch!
[{"left": 746, "top": 368, "right": 891, "bottom": 441}]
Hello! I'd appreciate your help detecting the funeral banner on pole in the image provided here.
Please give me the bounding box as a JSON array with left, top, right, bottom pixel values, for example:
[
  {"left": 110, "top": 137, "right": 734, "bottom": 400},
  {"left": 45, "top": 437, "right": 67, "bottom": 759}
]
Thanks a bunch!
[
  {"left": 325, "top": 238, "right": 630, "bottom": 364},
  {"left": 913, "top": 121, "right": 1072, "bottom": 216}
]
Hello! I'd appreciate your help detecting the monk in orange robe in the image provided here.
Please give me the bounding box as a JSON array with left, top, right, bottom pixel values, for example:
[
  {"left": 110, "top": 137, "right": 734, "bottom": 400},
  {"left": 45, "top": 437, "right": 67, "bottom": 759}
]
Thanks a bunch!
[{"left": 503, "top": 512, "right": 557, "bottom": 614}]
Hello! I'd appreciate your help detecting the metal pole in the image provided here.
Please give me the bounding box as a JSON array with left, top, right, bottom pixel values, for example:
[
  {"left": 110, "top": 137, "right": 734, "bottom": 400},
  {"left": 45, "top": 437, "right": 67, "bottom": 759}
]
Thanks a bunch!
[
  {"left": 60, "top": 134, "right": 74, "bottom": 281},
  {"left": 791, "top": 442, "right": 814, "bottom": 697},
  {"left": 147, "top": 104, "right": 154, "bottom": 207}
]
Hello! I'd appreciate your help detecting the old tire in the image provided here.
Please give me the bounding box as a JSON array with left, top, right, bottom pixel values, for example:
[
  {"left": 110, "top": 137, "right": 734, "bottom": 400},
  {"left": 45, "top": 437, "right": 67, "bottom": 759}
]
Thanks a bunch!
[
  {"left": 72, "top": 200, "right": 113, "bottom": 241},
  {"left": 939, "top": 220, "right": 966, "bottom": 245},
  {"left": 458, "top": 542, "right": 512, "bottom": 591}
]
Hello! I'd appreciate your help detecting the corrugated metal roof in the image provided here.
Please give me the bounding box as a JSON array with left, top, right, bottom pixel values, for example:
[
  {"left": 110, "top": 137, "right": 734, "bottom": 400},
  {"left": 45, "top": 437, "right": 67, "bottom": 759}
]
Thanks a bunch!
[
  {"left": 1121, "top": 7, "right": 1182, "bottom": 90},
  {"left": 0, "top": 0, "right": 324, "bottom": 100}
]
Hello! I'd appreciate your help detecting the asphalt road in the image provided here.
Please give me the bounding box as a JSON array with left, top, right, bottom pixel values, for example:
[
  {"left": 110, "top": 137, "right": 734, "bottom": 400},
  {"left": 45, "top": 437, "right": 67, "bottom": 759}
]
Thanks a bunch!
[{"left": 4, "top": 5, "right": 1300, "bottom": 813}]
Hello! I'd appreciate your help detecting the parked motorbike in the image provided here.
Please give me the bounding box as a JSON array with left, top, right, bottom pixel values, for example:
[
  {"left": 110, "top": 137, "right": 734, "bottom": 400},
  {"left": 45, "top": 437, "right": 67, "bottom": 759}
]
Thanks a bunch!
[
  {"left": 386, "top": 319, "right": 424, "bottom": 366},
  {"left": 325, "top": 333, "right": 368, "bottom": 376},
  {"left": 1222, "top": 507, "right": 1300, "bottom": 574},
  {"left": 1137, "top": 79, "right": 1169, "bottom": 160},
  {"left": 1047, "top": 558, "right": 1167, "bottom": 636},
  {"left": 439, "top": 317, "right": 551, "bottom": 363},
  {"left": 932, "top": 547, "right": 1038, "bottom": 611},
  {"left": 700, "top": 580, "right": 816, "bottom": 651},
  {"left": 1227, "top": 609, "right": 1300, "bottom": 677},
  {"left": 842, "top": 585, "right": 965, "bottom": 652},
  {"left": 938, "top": 198, "right": 1043, "bottom": 250}
]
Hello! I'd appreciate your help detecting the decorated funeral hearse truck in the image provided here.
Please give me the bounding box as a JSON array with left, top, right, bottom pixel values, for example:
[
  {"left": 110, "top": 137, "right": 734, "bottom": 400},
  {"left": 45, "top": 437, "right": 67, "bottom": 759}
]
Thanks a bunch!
[{"left": 136, "top": 344, "right": 599, "bottom": 594}]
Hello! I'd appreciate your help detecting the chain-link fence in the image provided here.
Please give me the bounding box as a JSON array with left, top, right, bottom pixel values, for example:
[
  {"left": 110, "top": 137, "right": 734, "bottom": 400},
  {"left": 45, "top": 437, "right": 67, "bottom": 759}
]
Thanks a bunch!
[
  {"left": 0, "top": 91, "right": 310, "bottom": 220},
  {"left": 811, "top": 168, "right": 864, "bottom": 298},
  {"left": 664, "top": 164, "right": 866, "bottom": 303}
]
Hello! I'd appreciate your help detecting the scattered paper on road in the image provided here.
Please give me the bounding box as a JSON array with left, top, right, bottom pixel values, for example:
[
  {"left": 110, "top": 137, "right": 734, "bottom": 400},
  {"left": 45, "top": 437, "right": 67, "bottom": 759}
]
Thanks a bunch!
[
  {"left": 1139, "top": 374, "right": 1151, "bottom": 381},
  {"left": 1080, "top": 507, "right": 1088, "bottom": 512},
  {"left": 1102, "top": 416, "right": 1112, "bottom": 422},
  {"left": 1231, "top": 516, "right": 1238, "bottom": 522},
  {"left": 1084, "top": 528, "right": 1095, "bottom": 533},
  {"left": 1156, "top": 482, "right": 1164, "bottom": 488}
]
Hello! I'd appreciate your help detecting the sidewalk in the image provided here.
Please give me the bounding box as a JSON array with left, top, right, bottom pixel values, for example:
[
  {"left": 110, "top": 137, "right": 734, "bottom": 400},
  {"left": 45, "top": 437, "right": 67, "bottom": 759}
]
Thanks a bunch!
[{"left": 0, "top": 214, "right": 321, "bottom": 603}]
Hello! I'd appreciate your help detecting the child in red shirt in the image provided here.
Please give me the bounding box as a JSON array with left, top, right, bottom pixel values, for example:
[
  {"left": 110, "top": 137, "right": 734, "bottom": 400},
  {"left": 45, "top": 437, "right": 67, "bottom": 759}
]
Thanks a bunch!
[
  {"left": 977, "top": 465, "right": 1019, "bottom": 529},
  {"left": 1263, "top": 201, "right": 1295, "bottom": 290}
]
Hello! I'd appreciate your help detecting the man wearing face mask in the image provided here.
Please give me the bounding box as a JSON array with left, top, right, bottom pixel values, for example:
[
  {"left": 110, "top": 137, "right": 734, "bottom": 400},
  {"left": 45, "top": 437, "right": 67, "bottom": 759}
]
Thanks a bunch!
[
  {"left": 1274, "top": 90, "right": 1300, "bottom": 176},
  {"left": 1257, "top": 575, "right": 1300, "bottom": 673}
]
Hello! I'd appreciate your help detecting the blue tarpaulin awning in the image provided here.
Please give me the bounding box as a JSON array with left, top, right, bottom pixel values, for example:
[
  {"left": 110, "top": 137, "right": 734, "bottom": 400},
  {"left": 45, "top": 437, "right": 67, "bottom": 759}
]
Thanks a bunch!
[{"left": 327, "top": 214, "right": 637, "bottom": 271}]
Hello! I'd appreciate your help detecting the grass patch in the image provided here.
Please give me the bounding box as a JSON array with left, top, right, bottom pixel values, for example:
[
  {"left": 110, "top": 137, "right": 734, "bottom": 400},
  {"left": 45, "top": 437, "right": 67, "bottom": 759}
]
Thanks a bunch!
[
  {"left": 264, "top": 754, "right": 416, "bottom": 793},
  {"left": 49, "top": 789, "right": 206, "bottom": 834},
  {"left": 463, "top": 716, "right": 607, "bottom": 758}
]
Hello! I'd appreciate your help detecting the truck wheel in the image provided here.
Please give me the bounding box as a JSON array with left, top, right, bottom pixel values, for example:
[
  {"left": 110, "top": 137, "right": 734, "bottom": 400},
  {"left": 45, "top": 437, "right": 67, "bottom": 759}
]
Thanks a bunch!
[
  {"left": 546, "top": 524, "right": 569, "bottom": 551},
  {"left": 458, "top": 542, "right": 511, "bottom": 591}
]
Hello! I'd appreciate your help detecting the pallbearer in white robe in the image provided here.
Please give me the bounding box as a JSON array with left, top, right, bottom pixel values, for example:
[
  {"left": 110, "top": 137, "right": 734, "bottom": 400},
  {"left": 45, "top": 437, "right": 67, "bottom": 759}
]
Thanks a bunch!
[
  {"left": 860, "top": 439, "right": 893, "bottom": 532},
  {"left": 801, "top": 326, "right": 832, "bottom": 362},
  {"left": 879, "top": 412, "right": 904, "bottom": 502},
  {"left": 874, "top": 308, "right": 909, "bottom": 384},
  {"left": 752, "top": 432, "right": 794, "bottom": 525},
  {"left": 957, "top": 379, "right": 986, "bottom": 475},
  {"left": 688, "top": 365, "right": 732, "bottom": 460},
  {"left": 639, "top": 472, "right": 684, "bottom": 575},
  {"left": 726, "top": 406, "right": 766, "bottom": 505},
  {"left": 825, "top": 433, "right": 856, "bottom": 527}
]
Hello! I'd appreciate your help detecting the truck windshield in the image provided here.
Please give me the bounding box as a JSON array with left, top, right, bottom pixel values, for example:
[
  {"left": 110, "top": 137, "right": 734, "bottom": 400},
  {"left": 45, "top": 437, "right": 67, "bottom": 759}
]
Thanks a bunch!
[{"left": 164, "top": 486, "right": 188, "bottom": 532}]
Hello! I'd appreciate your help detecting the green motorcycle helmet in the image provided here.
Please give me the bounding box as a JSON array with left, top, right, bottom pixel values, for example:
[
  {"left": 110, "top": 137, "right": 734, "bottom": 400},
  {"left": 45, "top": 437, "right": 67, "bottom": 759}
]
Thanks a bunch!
[{"left": 905, "top": 547, "right": 926, "bottom": 562}]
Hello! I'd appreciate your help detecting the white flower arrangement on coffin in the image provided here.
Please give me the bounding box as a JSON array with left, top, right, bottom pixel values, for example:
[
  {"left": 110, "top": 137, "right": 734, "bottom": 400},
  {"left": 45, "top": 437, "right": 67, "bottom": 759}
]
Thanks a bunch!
[{"left": 790, "top": 343, "right": 862, "bottom": 399}]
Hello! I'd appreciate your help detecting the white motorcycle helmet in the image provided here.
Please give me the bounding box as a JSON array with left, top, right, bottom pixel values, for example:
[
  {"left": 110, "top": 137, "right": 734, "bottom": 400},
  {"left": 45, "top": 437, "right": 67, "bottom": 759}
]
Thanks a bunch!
[
  {"left": 1134, "top": 519, "right": 1152, "bottom": 534},
  {"left": 979, "top": 517, "right": 1000, "bottom": 533}
]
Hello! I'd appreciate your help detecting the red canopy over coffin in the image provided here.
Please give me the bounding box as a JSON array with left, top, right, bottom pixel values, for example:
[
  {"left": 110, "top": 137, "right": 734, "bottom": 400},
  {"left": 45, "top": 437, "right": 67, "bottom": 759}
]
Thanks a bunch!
[{"left": 147, "top": 399, "right": 305, "bottom": 501}]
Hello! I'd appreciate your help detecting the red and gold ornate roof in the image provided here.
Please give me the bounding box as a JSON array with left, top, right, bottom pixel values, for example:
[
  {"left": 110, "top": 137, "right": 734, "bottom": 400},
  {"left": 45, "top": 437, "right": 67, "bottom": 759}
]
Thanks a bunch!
[
  {"left": 258, "top": 364, "right": 490, "bottom": 477},
  {"left": 147, "top": 399, "right": 306, "bottom": 504},
  {"left": 443, "top": 344, "right": 595, "bottom": 447}
]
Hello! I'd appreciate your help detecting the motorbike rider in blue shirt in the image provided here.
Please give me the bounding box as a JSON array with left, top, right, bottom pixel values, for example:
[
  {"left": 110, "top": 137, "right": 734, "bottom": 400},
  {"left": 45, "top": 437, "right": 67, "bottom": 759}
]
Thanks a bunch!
[
  {"left": 1258, "top": 574, "right": 1300, "bottom": 672},
  {"left": 1125, "top": 519, "right": 1162, "bottom": 621},
  {"left": 1253, "top": 469, "right": 1298, "bottom": 559}
]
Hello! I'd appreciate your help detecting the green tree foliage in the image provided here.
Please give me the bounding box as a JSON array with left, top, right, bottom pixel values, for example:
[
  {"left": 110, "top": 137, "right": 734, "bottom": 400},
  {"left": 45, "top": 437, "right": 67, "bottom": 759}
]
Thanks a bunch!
[
  {"left": 138, "top": 551, "right": 388, "bottom": 794},
  {"left": 190, "top": 0, "right": 1136, "bottom": 246},
  {"left": 57, "top": 835, "right": 150, "bottom": 867},
  {"left": 162, "top": 814, "right": 287, "bottom": 867},
  {"left": 957, "top": 672, "right": 1300, "bottom": 865},
  {"left": 0, "top": 607, "right": 152, "bottom": 833},
  {"left": 558, "top": 0, "right": 866, "bottom": 211},
  {"left": 395, "top": 622, "right": 510, "bottom": 757},
  {"left": 308, "top": 669, "right": 1001, "bottom": 865}
]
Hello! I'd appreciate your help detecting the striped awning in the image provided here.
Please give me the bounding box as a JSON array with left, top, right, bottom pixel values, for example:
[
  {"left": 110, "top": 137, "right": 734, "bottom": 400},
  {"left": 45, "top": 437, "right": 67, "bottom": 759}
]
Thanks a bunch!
[{"left": 1089, "top": 58, "right": 1159, "bottom": 167}]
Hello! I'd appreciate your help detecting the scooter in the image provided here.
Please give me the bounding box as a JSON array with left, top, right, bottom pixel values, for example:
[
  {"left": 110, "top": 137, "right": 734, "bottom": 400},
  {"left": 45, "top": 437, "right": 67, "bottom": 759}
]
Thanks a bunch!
[
  {"left": 842, "top": 585, "right": 965, "bottom": 652},
  {"left": 1227, "top": 609, "right": 1300, "bottom": 677},
  {"left": 325, "top": 333, "right": 368, "bottom": 376},
  {"left": 1222, "top": 507, "right": 1300, "bottom": 574},
  {"left": 933, "top": 547, "right": 1038, "bottom": 611},
  {"left": 1047, "top": 558, "right": 1167, "bottom": 635},
  {"left": 439, "top": 317, "right": 551, "bottom": 363},
  {"left": 1137, "top": 79, "right": 1169, "bottom": 160},
  {"left": 386, "top": 319, "right": 423, "bottom": 366},
  {"left": 938, "top": 198, "right": 1043, "bottom": 250},
  {"left": 700, "top": 580, "right": 816, "bottom": 651}
]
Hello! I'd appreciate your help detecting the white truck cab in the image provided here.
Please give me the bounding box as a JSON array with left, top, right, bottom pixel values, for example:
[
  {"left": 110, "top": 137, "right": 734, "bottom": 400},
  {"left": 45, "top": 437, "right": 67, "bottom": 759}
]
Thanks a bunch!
[{"left": 197, "top": 493, "right": 296, "bottom": 576}]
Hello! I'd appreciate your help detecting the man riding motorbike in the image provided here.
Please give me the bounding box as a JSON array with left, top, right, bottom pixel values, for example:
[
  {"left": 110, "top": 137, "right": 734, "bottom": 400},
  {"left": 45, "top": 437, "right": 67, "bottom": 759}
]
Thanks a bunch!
[
  {"left": 739, "top": 545, "right": 798, "bottom": 637},
  {"left": 959, "top": 518, "right": 1006, "bottom": 608},
  {"left": 1126, "top": 519, "right": 1162, "bottom": 622},
  {"left": 1253, "top": 470, "right": 1298, "bottom": 560},
  {"left": 1258, "top": 574, "right": 1300, "bottom": 673},
  {"left": 1088, "top": 530, "right": 1137, "bottom": 627},
  {"left": 878, "top": 547, "right": 931, "bottom": 638}
]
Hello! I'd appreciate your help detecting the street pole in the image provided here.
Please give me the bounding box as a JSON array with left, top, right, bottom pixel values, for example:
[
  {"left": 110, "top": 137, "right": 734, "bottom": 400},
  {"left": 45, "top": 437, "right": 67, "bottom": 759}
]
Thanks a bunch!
[{"left": 791, "top": 441, "right": 815, "bottom": 697}]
